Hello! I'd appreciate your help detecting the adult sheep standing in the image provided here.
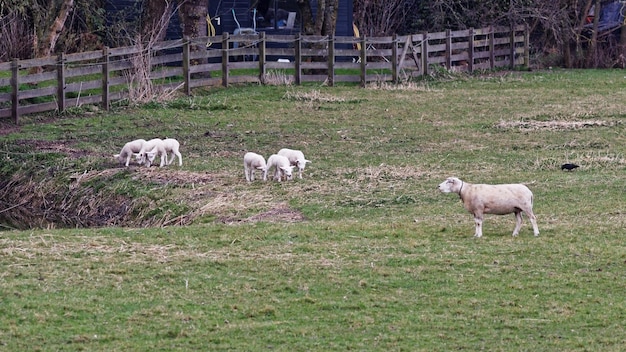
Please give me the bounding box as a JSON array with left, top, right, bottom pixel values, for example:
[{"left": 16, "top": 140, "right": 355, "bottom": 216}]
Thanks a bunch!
[{"left": 438, "top": 177, "right": 539, "bottom": 237}]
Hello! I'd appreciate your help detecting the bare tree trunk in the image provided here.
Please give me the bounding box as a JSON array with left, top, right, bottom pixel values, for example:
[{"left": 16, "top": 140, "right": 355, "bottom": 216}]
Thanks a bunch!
[
  {"left": 34, "top": 0, "right": 74, "bottom": 58},
  {"left": 29, "top": 0, "right": 74, "bottom": 74},
  {"left": 179, "top": 0, "right": 208, "bottom": 74},
  {"left": 296, "top": 0, "right": 338, "bottom": 36},
  {"left": 141, "top": 0, "right": 174, "bottom": 43},
  {"left": 587, "top": 0, "right": 601, "bottom": 67},
  {"left": 179, "top": 0, "right": 207, "bottom": 38}
]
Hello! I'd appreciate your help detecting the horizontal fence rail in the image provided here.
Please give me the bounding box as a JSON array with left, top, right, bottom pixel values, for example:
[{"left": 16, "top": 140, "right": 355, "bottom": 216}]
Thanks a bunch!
[{"left": 0, "top": 25, "right": 528, "bottom": 123}]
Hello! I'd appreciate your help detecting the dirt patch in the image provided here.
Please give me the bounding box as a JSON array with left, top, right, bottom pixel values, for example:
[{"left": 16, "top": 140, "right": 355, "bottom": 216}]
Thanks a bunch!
[
  {"left": 214, "top": 203, "right": 306, "bottom": 224},
  {"left": 244, "top": 205, "right": 306, "bottom": 223},
  {"left": 131, "top": 167, "right": 213, "bottom": 186},
  {"left": 14, "top": 139, "right": 91, "bottom": 158},
  {"left": 0, "top": 121, "right": 20, "bottom": 136},
  {"left": 495, "top": 119, "right": 616, "bottom": 131}
]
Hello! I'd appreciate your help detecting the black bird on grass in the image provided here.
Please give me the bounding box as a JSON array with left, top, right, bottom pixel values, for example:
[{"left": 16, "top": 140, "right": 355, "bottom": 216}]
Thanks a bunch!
[{"left": 561, "top": 163, "right": 579, "bottom": 171}]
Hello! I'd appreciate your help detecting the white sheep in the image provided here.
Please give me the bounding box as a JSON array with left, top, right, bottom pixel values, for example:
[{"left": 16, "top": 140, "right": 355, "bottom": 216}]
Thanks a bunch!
[
  {"left": 135, "top": 138, "right": 166, "bottom": 167},
  {"left": 266, "top": 154, "right": 295, "bottom": 182},
  {"left": 438, "top": 177, "right": 539, "bottom": 237},
  {"left": 277, "top": 148, "right": 311, "bottom": 179},
  {"left": 114, "top": 139, "right": 146, "bottom": 167},
  {"left": 136, "top": 138, "right": 183, "bottom": 167},
  {"left": 161, "top": 138, "right": 182, "bottom": 166},
  {"left": 243, "top": 152, "right": 267, "bottom": 182}
]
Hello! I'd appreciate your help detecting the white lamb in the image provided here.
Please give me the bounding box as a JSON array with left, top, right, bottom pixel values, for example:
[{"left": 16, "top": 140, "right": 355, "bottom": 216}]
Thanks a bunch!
[
  {"left": 266, "top": 154, "right": 295, "bottom": 182},
  {"left": 243, "top": 152, "right": 267, "bottom": 182},
  {"left": 114, "top": 139, "right": 146, "bottom": 167},
  {"left": 438, "top": 177, "right": 539, "bottom": 238},
  {"left": 135, "top": 138, "right": 166, "bottom": 167},
  {"left": 136, "top": 138, "right": 183, "bottom": 167},
  {"left": 277, "top": 148, "right": 311, "bottom": 179}
]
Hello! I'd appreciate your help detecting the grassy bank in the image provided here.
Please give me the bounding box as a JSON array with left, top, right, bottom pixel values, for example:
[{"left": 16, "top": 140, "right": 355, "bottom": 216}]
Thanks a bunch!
[{"left": 1, "top": 69, "right": 625, "bottom": 350}]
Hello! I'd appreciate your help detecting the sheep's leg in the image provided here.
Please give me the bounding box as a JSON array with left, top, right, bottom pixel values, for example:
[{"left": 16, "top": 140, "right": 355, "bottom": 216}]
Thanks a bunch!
[
  {"left": 527, "top": 210, "right": 540, "bottom": 236},
  {"left": 512, "top": 211, "right": 523, "bottom": 236},
  {"left": 473, "top": 214, "right": 483, "bottom": 237},
  {"left": 299, "top": 169, "right": 303, "bottom": 179},
  {"left": 275, "top": 168, "right": 281, "bottom": 182},
  {"left": 159, "top": 153, "right": 166, "bottom": 167},
  {"left": 176, "top": 152, "right": 182, "bottom": 166},
  {"left": 125, "top": 154, "right": 131, "bottom": 167},
  {"left": 245, "top": 166, "right": 251, "bottom": 182}
]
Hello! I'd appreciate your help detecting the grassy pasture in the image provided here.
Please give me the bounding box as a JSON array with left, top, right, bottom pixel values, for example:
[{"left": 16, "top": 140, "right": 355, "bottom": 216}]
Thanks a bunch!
[{"left": 1, "top": 69, "right": 626, "bottom": 350}]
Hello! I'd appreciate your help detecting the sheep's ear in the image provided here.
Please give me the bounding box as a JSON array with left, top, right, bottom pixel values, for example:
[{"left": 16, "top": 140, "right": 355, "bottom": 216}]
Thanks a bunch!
[{"left": 305, "top": 159, "right": 311, "bottom": 164}]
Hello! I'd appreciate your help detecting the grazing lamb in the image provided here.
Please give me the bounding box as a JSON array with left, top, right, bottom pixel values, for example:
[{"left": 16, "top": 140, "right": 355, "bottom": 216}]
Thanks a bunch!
[
  {"left": 277, "top": 148, "right": 311, "bottom": 179},
  {"left": 140, "top": 138, "right": 183, "bottom": 167},
  {"left": 266, "top": 154, "right": 295, "bottom": 182},
  {"left": 135, "top": 138, "right": 167, "bottom": 167},
  {"left": 243, "top": 152, "right": 267, "bottom": 182},
  {"left": 114, "top": 139, "right": 146, "bottom": 167},
  {"left": 153, "top": 138, "right": 182, "bottom": 166},
  {"left": 438, "top": 177, "right": 539, "bottom": 238}
]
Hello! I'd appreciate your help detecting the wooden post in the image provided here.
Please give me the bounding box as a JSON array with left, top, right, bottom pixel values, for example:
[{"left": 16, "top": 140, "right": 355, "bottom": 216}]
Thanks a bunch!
[
  {"left": 509, "top": 24, "right": 516, "bottom": 69},
  {"left": 421, "top": 32, "right": 429, "bottom": 76},
  {"left": 57, "top": 53, "right": 66, "bottom": 112},
  {"left": 222, "top": 33, "right": 229, "bottom": 87},
  {"left": 102, "top": 47, "right": 110, "bottom": 111},
  {"left": 10, "top": 58, "right": 19, "bottom": 124},
  {"left": 524, "top": 24, "right": 530, "bottom": 68},
  {"left": 258, "top": 32, "right": 266, "bottom": 84},
  {"left": 295, "top": 34, "right": 301, "bottom": 85},
  {"left": 468, "top": 28, "right": 474, "bottom": 73},
  {"left": 489, "top": 26, "right": 495, "bottom": 70},
  {"left": 391, "top": 34, "right": 398, "bottom": 84},
  {"left": 327, "top": 35, "right": 335, "bottom": 87},
  {"left": 182, "top": 37, "right": 191, "bottom": 95},
  {"left": 445, "top": 29, "right": 452, "bottom": 70},
  {"left": 360, "top": 35, "right": 366, "bottom": 87}
]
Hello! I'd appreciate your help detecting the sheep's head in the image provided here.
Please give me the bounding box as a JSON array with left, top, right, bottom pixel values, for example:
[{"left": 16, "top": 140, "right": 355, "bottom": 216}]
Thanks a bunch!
[
  {"left": 280, "top": 165, "right": 295, "bottom": 180},
  {"left": 296, "top": 158, "right": 311, "bottom": 171},
  {"left": 135, "top": 152, "right": 154, "bottom": 167},
  {"left": 438, "top": 177, "right": 463, "bottom": 193},
  {"left": 134, "top": 153, "right": 145, "bottom": 165}
]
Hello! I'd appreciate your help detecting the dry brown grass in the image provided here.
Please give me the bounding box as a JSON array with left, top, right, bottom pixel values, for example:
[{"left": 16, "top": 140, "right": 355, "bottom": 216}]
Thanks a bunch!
[
  {"left": 263, "top": 70, "right": 294, "bottom": 86},
  {"left": 283, "top": 90, "right": 346, "bottom": 103},
  {"left": 495, "top": 119, "right": 617, "bottom": 130}
]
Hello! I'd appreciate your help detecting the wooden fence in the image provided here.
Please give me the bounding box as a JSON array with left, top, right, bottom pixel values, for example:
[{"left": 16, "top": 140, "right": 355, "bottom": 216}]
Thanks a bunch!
[{"left": 0, "top": 24, "right": 528, "bottom": 124}]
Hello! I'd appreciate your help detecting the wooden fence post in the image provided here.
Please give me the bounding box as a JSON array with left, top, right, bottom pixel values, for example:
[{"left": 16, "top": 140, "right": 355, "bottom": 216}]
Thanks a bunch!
[
  {"left": 327, "top": 35, "right": 335, "bottom": 87},
  {"left": 10, "top": 58, "right": 19, "bottom": 124},
  {"left": 259, "top": 32, "right": 266, "bottom": 84},
  {"left": 222, "top": 33, "right": 229, "bottom": 87},
  {"left": 524, "top": 24, "right": 530, "bottom": 68},
  {"left": 489, "top": 26, "right": 495, "bottom": 70},
  {"left": 182, "top": 37, "right": 191, "bottom": 95},
  {"left": 392, "top": 34, "right": 398, "bottom": 83},
  {"left": 421, "top": 32, "right": 428, "bottom": 76},
  {"left": 509, "top": 24, "right": 515, "bottom": 68},
  {"left": 102, "top": 47, "right": 110, "bottom": 111},
  {"left": 360, "top": 35, "right": 366, "bottom": 87},
  {"left": 295, "top": 34, "right": 301, "bottom": 85},
  {"left": 468, "top": 28, "right": 474, "bottom": 73},
  {"left": 57, "top": 53, "right": 66, "bottom": 112},
  {"left": 445, "top": 29, "right": 452, "bottom": 70}
]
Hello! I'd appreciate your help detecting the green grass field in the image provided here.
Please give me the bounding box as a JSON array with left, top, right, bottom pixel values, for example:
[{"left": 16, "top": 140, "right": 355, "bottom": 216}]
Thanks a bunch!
[{"left": 1, "top": 69, "right": 626, "bottom": 350}]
